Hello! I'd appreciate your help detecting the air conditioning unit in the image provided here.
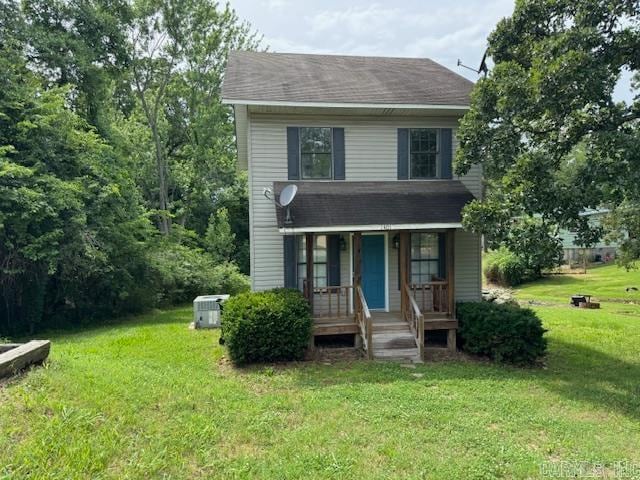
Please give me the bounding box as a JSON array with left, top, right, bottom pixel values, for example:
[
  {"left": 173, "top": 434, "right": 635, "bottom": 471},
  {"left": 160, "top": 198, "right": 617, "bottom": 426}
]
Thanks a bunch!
[{"left": 193, "top": 295, "right": 230, "bottom": 329}]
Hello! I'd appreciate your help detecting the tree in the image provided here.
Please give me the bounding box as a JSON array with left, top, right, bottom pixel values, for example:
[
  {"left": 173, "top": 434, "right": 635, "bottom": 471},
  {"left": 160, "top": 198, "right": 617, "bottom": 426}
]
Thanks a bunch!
[
  {"left": 22, "top": 0, "right": 133, "bottom": 134},
  {"left": 0, "top": 2, "right": 153, "bottom": 333},
  {"left": 0, "top": 0, "right": 256, "bottom": 334},
  {"left": 204, "top": 207, "right": 235, "bottom": 263},
  {"left": 129, "top": 0, "right": 259, "bottom": 235},
  {"left": 456, "top": 0, "right": 640, "bottom": 268}
]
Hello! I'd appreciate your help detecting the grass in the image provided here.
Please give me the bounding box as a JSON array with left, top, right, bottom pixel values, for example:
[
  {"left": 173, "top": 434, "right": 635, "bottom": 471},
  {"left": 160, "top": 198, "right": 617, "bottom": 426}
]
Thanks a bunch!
[
  {"left": 515, "top": 263, "right": 640, "bottom": 303},
  {"left": 1, "top": 265, "right": 639, "bottom": 479}
]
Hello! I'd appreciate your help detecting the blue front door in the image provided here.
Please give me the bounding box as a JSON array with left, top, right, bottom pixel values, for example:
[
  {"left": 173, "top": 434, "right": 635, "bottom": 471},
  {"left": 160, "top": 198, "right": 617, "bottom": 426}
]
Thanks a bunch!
[{"left": 361, "top": 235, "right": 386, "bottom": 309}]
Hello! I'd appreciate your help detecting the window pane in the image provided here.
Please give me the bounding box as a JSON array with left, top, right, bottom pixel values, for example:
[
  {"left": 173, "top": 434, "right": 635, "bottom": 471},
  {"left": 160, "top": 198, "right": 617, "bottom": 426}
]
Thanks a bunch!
[
  {"left": 411, "top": 260, "right": 422, "bottom": 276},
  {"left": 297, "top": 235, "right": 328, "bottom": 288},
  {"left": 410, "top": 234, "right": 440, "bottom": 284},
  {"left": 315, "top": 264, "right": 327, "bottom": 279},
  {"left": 301, "top": 153, "right": 332, "bottom": 179},
  {"left": 300, "top": 127, "right": 331, "bottom": 153},
  {"left": 300, "top": 128, "right": 332, "bottom": 179},
  {"left": 410, "top": 129, "right": 438, "bottom": 179},
  {"left": 314, "top": 236, "right": 327, "bottom": 262},
  {"left": 411, "top": 153, "right": 436, "bottom": 179}
]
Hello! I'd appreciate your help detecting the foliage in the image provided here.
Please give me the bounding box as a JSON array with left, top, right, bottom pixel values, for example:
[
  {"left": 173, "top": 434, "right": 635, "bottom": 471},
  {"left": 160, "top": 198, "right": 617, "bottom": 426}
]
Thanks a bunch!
[
  {"left": 128, "top": 0, "right": 260, "bottom": 234},
  {"left": 222, "top": 289, "right": 312, "bottom": 364},
  {"left": 457, "top": 301, "right": 547, "bottom": 365},
  {"left": 484, "top": 247, "right": 527, "bottom": 286},
  {"left": 0, "top": 0, "right": 258, "bottom": 334},
  {"left": 456, "top": 0, "right": 640, "bottom": 268},
  {"left": 148, "top": 242, "right": 249, "bottom": 305},
  {"left": 205, "top": 207, "right": 235, "bottom": 264},
  {"left": 0, "top": 11, "right": 153, "bottom": 333}
]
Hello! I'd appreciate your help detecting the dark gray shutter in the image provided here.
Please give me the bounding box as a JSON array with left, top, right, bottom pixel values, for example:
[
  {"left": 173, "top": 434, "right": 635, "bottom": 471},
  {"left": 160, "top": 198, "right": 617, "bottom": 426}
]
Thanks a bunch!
[
  {"left": 438, "top": 233, "right": 447, "bottom": 279},
  {"left": 440, "top": 128, "right": 453, "bottom": 179},
  {"left": 397, "top": 128, "right": 409, "bottom": 179},
  {"left": 283, "top": 235, "right": 297, "bottom": 288},
  {"left": 327, "top": 235, "right": 341, "bottom": 286},
  {"left": 332, "top": 128, "right": 345, "bottom": 180},
  {"left": 287, "top": 127, "right": 300, "bottom": 180}
]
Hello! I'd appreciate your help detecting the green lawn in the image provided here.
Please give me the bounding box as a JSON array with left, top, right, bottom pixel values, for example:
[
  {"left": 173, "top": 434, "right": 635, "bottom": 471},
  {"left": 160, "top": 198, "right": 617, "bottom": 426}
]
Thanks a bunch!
[
  {"left": 1, "top": 266, "right": 640, "bottom": 479},
  {"left": 515, "top": 263, "right": 640, "bottom": 307}
]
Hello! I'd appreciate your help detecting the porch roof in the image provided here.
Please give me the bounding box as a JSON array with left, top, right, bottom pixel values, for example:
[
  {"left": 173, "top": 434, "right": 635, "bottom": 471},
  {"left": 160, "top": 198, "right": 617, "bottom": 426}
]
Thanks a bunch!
[{"left": 274, "top": 181, "right": 475, "bottom": 233}]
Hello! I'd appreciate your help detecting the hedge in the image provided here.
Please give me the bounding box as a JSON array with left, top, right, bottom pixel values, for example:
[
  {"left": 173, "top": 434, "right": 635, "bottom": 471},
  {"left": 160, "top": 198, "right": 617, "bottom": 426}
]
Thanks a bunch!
[
  {"left": 222, "top": 288, "right": 312, "bottom": 364},
  {"left": 483, "top": 247, "right": 527, "bottom": 286},
  {"left": 457, "top": 301, "right": 547, "bottom": 365}
]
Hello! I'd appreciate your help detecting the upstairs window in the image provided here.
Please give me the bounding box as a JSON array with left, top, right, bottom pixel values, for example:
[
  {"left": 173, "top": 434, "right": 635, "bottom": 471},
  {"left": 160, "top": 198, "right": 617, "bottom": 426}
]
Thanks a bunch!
[
  {"left": 410, "top": 233, "right": 439, "bottom": 284},
  {"left": 410, "top": 128, "right": 438, "bottom": 179},
  {"left": 297, "top": 235, "right": 328, "bottom": 289},
  {"left": 300, "top": 127, "right": 332, "bottom": 179}
]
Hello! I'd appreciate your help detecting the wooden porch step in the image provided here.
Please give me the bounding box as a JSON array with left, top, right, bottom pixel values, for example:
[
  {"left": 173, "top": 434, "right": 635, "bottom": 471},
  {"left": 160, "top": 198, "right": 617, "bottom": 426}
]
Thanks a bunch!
[
  {"left": 371, "top": 315, "right": 420, "bottom": 361},
  {"left": 373, "top": 347, "right": 420, "bottom": 361}
]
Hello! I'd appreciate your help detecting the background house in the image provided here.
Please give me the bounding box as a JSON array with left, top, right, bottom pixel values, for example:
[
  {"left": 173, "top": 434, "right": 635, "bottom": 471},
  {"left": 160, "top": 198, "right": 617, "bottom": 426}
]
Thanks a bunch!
[{"left": 559, "top": 209, "right": 620, "bottom": 265}]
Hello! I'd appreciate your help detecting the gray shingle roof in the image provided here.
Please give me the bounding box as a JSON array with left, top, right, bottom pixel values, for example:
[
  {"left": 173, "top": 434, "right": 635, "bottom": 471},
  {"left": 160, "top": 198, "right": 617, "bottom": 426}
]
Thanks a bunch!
[
  {"left": 222, "top": 51, "right": 473, "bottom": 106},
  {"left": 273, "top": 181, "right": 475, "bottom": 230}
]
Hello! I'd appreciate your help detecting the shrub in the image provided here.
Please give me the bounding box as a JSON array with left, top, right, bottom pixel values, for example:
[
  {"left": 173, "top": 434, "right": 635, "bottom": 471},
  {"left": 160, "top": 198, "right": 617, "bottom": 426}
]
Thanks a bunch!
[
  {"left": 222, "top": 288, "right": 312, "bottom": 364},
  {"left": 457, "top": 302, "right": 547, "bottom": 365},
  {"left": 484, "top": 247, "right": 527, "bottom": 286},
  {"left": 148, "top": 242, "right": 249, "bottom": 305}
]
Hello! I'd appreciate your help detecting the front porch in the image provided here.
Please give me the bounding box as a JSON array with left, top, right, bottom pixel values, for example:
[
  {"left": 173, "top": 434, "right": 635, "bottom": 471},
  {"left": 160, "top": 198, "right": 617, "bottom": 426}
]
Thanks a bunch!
[{"left": 303, "top": 230, "right": 458, "bottom": 361}]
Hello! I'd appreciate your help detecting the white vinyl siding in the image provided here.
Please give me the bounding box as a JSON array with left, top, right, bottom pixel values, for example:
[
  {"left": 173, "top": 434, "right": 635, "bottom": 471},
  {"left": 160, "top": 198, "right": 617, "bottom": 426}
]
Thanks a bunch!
[
  {"left": 454, "top": 229, "right": 482, "bottom": 301},
  {"left": 247, "top": 112, "right": 482, "bottom": 300}
]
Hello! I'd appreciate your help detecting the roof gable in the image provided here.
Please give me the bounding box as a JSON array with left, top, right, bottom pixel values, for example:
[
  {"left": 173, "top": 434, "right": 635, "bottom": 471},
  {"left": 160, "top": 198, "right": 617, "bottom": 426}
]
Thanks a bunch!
[{"left": 222, "top": 51, "right": 474, "bottom": 107}]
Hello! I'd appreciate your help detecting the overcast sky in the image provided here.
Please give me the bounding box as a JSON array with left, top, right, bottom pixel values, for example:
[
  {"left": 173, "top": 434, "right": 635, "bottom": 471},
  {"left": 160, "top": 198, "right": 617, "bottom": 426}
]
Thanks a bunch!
[
  {"left": 229, "top": 0, "right": 635, "bottom": 103},
  {"left": 229, "top": 0, "right": 513, "bottom": 83}
]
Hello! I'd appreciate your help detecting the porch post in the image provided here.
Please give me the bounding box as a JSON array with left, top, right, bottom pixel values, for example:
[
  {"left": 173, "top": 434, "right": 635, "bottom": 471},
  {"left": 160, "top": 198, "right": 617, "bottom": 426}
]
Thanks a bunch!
[
  {"left": 305, "top": 232, "right": 314, "bottom": 313},
  {"left": 353, "top": 232, "right": 362, "bottom": 292},
  {"left": 447, "top": 229, "right": 455, "bottom": 317},
  {"left": 399, "top": 231, "right": 409, "bottom": 316}
]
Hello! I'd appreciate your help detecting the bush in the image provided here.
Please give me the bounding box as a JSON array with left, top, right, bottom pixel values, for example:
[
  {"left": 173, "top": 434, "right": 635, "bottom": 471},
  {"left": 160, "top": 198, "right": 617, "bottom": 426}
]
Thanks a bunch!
[
  {"left": 148, "top": 242, "right": 249, "bottom": 305},
  {"left": 484, "top": 247, "right": 527, "bottom": 286},
  {"left": 457, "top": 302, "right": 547, "bottom": 365},
  {"left": 222, "top": 288, "right": 312, "bottom": 364}
]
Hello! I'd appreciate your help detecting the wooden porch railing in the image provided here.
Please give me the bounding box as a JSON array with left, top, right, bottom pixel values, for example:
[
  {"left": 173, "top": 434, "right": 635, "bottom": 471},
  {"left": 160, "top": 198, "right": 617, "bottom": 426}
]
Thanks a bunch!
[
  {"left": 402, "top": 284, "right": 424, "bottom": 359},
  {"left": 303, "top": 281, "right": 354, "bottom": 320},
  {"left": 355, "top": 286, "right": 373, "bottom": 360},
  {"left": 408, "top": 280, "right": 451, "bottom": 315}
]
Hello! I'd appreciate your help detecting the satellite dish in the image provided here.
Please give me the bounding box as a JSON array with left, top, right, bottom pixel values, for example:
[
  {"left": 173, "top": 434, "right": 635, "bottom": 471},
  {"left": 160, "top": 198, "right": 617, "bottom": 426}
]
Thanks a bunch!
[{"left": 279, "top": 184, "right": 298, "bottom": 207}]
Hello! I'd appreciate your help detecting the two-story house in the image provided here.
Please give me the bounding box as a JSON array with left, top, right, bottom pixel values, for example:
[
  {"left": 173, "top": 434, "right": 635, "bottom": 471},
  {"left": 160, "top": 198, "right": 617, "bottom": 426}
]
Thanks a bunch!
[{"left": 222, "top": 51, "right": 482, "bottom": 361}]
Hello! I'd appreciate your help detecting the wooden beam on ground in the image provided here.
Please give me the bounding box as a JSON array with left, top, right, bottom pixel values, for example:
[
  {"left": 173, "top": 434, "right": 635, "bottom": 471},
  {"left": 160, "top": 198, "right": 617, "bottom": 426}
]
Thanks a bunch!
[{"left": 0, "top": 340, "right": 50, "bottom": 378}]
